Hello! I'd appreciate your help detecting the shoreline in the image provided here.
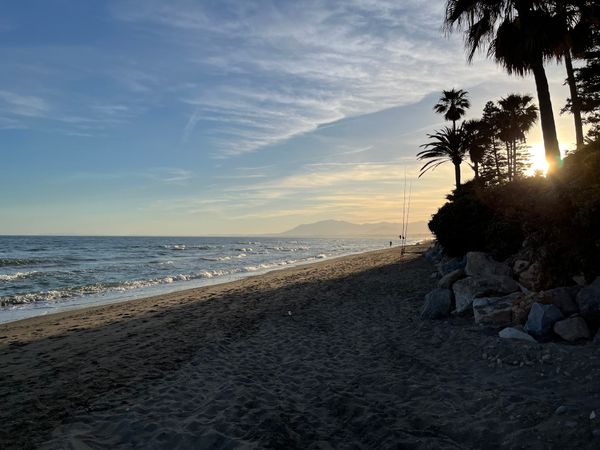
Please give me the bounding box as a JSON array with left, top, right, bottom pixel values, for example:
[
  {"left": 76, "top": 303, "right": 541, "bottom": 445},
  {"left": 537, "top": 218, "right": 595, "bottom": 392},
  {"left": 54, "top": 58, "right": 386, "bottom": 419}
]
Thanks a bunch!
[
  {"left": 3, "top": 243, "right": 600, "bottom": 449},
  {"left": 0, "top": 244, "right": 426, "bottom": 338},
  {"left": 0, "top": 241, "right": 429, "bottom": 326}
]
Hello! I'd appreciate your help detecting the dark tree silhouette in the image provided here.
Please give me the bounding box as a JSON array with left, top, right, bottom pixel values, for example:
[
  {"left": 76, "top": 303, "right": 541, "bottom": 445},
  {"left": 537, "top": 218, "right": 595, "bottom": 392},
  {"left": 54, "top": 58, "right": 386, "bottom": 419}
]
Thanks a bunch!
[
  {"left": 418, "top": 126, "right": 467, "bottom": 188},
  {"left": 444, "top": 1, "right": 562, "bottom": 173},
  {"left": 463, "top": 119, "right": 489, "bottom": 180},
  {"left": 433, "top": 89, "right": 471, "bottom": 131},
  {"left": 496, "top": 94, "right": 538, "bottom": 180}
]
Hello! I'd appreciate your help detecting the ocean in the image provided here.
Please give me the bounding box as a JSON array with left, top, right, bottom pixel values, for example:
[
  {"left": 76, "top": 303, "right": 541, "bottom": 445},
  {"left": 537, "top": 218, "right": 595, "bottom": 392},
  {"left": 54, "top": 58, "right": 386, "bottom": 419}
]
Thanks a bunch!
[{"left": 0, "top": 235, "right": 420, "bottom": 324}]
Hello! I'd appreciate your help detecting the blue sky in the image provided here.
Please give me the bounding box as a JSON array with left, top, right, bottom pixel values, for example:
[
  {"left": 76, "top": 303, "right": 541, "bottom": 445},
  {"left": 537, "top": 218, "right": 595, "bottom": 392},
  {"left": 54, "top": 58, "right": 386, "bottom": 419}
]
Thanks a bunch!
[{"left": 0, "top": 0, "right": 576, "bottom": 235}]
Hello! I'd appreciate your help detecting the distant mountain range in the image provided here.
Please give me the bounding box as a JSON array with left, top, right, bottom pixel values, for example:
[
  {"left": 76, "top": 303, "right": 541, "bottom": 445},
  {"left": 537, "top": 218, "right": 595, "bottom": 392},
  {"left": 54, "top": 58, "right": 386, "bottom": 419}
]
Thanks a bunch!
[{"left": 279, "top": 220, "right": 431, "bottom": 238}]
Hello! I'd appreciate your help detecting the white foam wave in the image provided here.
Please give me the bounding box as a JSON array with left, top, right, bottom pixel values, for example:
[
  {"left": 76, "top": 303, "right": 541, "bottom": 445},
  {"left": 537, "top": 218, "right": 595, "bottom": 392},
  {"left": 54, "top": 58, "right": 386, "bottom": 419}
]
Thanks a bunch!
[
  {"left": 0, "top": 271, "right": 38, "bottom": 282},
  {"left": 162, "top": 244, "right": 186, "bottom": 250}
]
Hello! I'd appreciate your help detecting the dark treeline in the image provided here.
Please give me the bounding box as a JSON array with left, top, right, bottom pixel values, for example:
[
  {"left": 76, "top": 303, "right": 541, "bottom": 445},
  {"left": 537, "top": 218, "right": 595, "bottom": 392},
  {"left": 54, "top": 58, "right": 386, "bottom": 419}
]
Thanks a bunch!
[
  {"left": 417, "top": 90, "right": 540, "bottom": 187},
  {"left": 417, "top": 0, "right": 600, "bottom": 288}
]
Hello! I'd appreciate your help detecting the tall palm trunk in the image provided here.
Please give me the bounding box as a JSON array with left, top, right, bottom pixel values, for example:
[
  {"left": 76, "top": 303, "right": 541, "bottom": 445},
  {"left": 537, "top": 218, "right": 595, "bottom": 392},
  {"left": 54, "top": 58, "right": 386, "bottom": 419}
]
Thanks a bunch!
[
  {"left": 531, "top": 59, "right": 562, "bottom": 173},
  {"left": 492, "top": 138, "right": 501, "bottom": 181},
  {"left": 454, "top": 162, "right": 461, "bottom": 188},
  {"left": 505, "top": 142, "right": 512, "bottom": 181},
  {"left": 512, "top": 140, "right": 517, "bottom": 178},
  {"left": 564, "top": 49, "right": 584, "bottom": 149}
]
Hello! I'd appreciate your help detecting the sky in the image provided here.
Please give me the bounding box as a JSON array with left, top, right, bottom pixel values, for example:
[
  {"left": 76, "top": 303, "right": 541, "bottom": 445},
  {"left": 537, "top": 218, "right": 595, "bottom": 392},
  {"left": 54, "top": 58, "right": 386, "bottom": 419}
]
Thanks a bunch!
[{"left": 0, "top": 0, "right": 577, "bottom": 236}]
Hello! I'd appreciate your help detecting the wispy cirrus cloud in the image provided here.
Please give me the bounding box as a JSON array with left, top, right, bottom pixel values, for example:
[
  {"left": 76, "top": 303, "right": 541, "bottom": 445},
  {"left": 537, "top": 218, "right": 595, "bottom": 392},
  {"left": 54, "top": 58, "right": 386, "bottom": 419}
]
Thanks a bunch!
[
  {"left": 111, "top": 0, "right": 502, "bottom": 157},
  {"left": 0, "top": 90, "right": 49, "bottom": 118}
]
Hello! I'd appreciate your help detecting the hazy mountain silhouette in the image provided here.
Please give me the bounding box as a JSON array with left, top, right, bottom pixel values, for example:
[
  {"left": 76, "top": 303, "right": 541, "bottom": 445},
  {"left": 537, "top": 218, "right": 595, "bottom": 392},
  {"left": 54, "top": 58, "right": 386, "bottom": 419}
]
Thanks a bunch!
[{"left": 280, "top": 220, "right": 430, "bottom": 237}]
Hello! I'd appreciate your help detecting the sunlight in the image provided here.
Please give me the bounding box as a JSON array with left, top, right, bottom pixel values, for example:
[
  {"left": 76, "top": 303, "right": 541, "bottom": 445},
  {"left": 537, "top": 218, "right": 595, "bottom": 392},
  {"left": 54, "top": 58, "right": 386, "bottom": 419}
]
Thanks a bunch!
[
  {"left": 526, "top": 143, "right": 549, "bottom": 176},
  {"left": 526, "top": 143, "right": 571, "bottom": 177}
]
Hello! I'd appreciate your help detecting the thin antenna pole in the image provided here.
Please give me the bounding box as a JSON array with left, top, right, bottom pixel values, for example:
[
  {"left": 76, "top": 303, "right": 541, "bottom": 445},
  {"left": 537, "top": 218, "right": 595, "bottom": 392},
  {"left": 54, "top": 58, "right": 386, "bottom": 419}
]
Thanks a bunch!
[
  {"left": 403, "top": 181, "right": 413, "bottom": 255},
  {"left": 400, "top": 169, "right": 407, "bottom": 249}
]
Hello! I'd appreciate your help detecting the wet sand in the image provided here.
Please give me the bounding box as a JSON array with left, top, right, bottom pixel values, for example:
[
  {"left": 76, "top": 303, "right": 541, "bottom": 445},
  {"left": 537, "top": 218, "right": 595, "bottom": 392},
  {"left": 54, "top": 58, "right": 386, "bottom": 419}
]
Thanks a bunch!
[{"left": 1, "top": 245, "right": 600, "bottom": 449}]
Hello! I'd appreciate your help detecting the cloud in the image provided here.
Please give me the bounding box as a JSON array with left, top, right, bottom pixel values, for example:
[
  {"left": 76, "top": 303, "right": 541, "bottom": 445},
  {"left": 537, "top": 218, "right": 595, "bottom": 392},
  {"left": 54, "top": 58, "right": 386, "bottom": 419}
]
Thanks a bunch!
[
  {"left": 137, "top": 158, "right": 454, "bottom": 225},
  {"left": 112, "top": 0, "right": 503, "bottom": 156},
  {"left": 0, "top": 90, "right": 50, "bottom": 117}
]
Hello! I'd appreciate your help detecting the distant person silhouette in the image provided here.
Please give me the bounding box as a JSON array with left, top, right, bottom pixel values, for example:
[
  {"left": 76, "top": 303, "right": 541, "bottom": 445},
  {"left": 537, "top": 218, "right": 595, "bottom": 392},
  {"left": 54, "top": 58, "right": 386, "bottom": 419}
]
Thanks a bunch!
[{"left": 389, "top": 241, "right": 392, "bottom": 247}]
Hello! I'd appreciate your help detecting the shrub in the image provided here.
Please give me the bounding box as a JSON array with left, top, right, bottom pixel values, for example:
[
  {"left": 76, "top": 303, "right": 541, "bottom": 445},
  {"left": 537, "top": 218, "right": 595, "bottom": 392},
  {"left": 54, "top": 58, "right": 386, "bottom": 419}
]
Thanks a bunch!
[{"left": 428, "top": 140, "right": 600, "bottom": 286}]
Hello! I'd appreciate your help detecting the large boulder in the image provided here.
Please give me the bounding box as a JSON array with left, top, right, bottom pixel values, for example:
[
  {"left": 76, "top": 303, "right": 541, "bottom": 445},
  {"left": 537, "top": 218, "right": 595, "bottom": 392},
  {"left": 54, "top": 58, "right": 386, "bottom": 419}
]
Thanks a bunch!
[
  {"left": 420, "top": 288, "right": 453, "bottom": 320},
  {"left": 453, "top": 275, "right": 521, "bottom": 314},
  {"left": 499, "top": 327, "right": 537, "bottom": 343},
  {"left": 465, "top": 252, "right": 512, "bottom": 278},
  {"left": 539, "top": 287, "right": 579, "bottom": 316},
  {"left": 576, "top": 277, "right": 600, "bottom": 324},
  {"left": 473, "top": 293, "right": 520, "bottom": 327},
  {"left": 437, "top": 256, "right": 466, "bottom": 276},
  {"left": 524, "top": 303, "right": 564, "bottom": 340},
  {"left": 518, "top": 262, "right": 542, "bottom": 291},
  {"left": 511, "top": 292, "right": 539, "bottom": 325},
  {"left": 438, "top": 269, "right": 465, "bottom": 289},
  {"left": 553, "top": 317, "right": 591, "bottom": 342}
]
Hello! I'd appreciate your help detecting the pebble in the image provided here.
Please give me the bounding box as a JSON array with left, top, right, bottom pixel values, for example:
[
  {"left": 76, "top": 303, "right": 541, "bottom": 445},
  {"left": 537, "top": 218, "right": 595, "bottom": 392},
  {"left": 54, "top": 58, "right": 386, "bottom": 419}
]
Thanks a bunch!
[
  {"left": 565, "top": 421, "right": 578, "bottom": 428},
  {"left": 591, "top": 411, "right": 597, "bottom": 420},
  {"left": 593, "top": 429, "right": 600, "bottom": 438},
  {"left": 555, "top": 405, "right": 567, "bottom": 415}
]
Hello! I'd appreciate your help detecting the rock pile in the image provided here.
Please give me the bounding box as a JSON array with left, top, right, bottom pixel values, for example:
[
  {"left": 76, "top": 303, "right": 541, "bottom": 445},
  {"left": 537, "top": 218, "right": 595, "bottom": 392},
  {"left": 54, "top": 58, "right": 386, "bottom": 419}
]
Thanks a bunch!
[{"left": 420, "top": 248, "right": 600, "bottom": 345}]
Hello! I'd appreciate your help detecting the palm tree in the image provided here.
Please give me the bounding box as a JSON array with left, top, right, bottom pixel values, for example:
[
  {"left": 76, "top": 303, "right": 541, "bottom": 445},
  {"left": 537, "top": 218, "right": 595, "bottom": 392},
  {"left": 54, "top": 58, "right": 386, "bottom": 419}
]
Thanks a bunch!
[
  {"left": 418, "top": 126, "right": 467, "bottom": 188},
  {"left": 552, "top": 1, "right": 599, "bottom": 148},
  {"left": 497, "top": 94, "right": 539, "bottom": 180},
  {"left": 463, "top": 119, "right": 489, "bottom": 180},
  {"left": 434, "top": 89, "right": 471, "bottom": 131},
  {"left": 444, "top": 1, "right": 562, "bottom": 173}
]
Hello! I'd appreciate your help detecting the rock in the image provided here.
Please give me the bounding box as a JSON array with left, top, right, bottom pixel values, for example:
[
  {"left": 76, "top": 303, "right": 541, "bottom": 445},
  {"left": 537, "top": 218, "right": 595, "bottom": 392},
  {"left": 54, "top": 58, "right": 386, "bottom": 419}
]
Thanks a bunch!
[
  {"left": 473, "top": 293, "right": 520, "bottom": 326},
  {"left": 511, "top": 292, "right": 538, "bottom": 325},
  {"left": 539, "top": 287, "right": 579, "bottom": 316},
  {"left": 513, "top": 259, "right": 530, "bottom": 274},
  {"left": 437, "top": 256, "right": 466, "bottom": 276},
  {"left": 438, "top": 269, "right": 465, "bottom": 289},
  {"left": 424, "top": 243, "right": 443, "bottom": 264},
  {"left": 553, "top": 317, "right": 590, "bottom": 342},
  {"left": 594, "top": 330, "right": 600, "bottom": 345},
  {"left": 573, "top": 274, "right": 586, "bottom": 286},
  {"left": 499, "top": 327, "right": 537, "bottom": 343},
  {"left": 465, "top": 252, "right": 512, "bottom": 278},
  {"left": 453, "top": 275, "right": 520, "bottom": 314},
  {"left": 576, "top": 277, "right": 600, "bottom": 324},
  {"left": 518, "top": 262, "right": 542, "bottom": 290},
  {"left": 420, "top": 288, "right": 453, "bottom": 320},
  {"left": 524, "top": 303, "right": 564, "bottom": 340},
  {"left": 555, "top": 405, "right": 567, "bottom": 415}
]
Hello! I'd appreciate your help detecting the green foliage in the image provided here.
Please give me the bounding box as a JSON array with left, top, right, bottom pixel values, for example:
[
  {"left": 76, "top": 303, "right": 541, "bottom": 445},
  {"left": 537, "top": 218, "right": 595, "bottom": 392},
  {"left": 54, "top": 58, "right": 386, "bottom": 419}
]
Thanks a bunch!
[{"left": 429, "top": 140, "right": 600, "bottom": 285}]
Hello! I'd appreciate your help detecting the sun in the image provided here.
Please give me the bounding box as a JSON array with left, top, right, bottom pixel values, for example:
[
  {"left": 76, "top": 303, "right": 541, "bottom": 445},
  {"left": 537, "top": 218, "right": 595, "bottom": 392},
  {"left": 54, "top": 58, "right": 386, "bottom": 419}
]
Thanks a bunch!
[
  {"left": 526, "top": 143, "right": 550, "bottom": 176},
  {"left": 526, "top": 143, "right": 571, "bottom": 177}
]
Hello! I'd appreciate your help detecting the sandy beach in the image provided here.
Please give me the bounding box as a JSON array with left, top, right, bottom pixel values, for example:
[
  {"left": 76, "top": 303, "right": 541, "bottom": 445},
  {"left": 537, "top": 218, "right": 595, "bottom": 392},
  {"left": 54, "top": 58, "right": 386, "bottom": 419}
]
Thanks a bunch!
[{"left": 2, "top": 245, "right": 600, "bottom": 449}]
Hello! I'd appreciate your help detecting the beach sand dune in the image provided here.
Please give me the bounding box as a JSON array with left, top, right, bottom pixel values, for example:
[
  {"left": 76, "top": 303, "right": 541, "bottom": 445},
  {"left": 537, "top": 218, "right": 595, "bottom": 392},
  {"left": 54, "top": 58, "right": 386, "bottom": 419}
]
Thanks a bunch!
[{"left": 1, "top": 246, "right": 600, "bottom": 449}]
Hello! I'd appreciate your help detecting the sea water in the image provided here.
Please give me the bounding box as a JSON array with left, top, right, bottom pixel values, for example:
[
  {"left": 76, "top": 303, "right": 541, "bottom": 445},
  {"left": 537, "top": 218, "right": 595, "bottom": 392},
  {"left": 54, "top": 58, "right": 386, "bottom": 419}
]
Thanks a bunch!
[{"left": 0, "top": 235, "right": 421, "bottom": 324}]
